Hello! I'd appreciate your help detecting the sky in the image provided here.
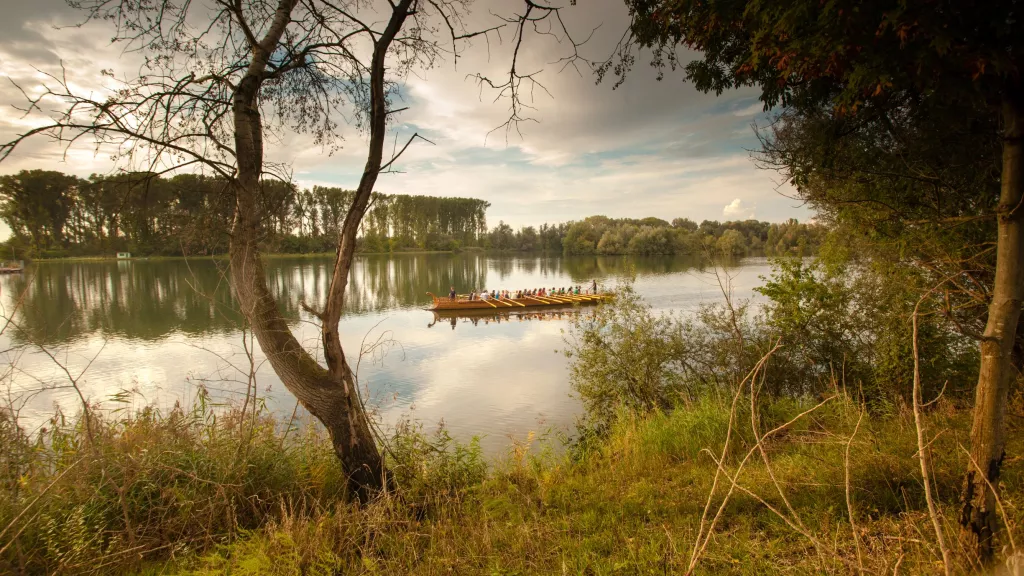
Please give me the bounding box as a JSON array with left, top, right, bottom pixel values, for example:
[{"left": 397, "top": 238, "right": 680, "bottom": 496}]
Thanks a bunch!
[{"left": 0, "top": 0, "right": 812, "bottom": 236}]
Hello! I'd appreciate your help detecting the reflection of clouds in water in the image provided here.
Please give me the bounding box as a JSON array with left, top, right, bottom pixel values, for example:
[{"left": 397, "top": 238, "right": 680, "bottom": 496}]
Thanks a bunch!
[{"left": 396, "top": 321, "right": 574, "bottom": 454}]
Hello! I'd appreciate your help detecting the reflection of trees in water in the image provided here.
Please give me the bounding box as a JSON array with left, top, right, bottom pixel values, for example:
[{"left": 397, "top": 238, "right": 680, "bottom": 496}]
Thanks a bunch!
[
  {"left": 6, "top": 260, "right": 244, "bottom": 344},
  {"left": 344, "top": 254, "right": 487, "bottom": 311},
  {"left": 4, "top": 254, "right": 739, "bottom": 344},
  {"left": 490, "top": 254, "right": 723, "bottom": 283},
  {"left": 556, "top": 254, "right": 722, "bottom": 281},
  {"left": 5, "top": 255, "right": 493, "bottom": 344}
]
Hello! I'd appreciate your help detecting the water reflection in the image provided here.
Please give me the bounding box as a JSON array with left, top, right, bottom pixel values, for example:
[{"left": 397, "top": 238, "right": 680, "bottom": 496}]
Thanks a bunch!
[
  {"left": 0, "top": 253, "right": 762, "bottom": 455},
  {"left": 5, "top": 254, "right": 724, "bottom": 345},
  {"left": 426, "top": 307, "right": 597, "bottom": 330}
]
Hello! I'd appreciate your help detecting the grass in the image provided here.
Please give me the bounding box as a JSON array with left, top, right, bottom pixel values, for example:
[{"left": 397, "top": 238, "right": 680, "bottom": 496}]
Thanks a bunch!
[{"left": 2, "top": 394, "right": 1021, "bottom": 575}]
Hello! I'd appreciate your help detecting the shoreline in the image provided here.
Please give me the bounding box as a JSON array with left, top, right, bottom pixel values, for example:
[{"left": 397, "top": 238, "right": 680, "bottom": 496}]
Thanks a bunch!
[
  {"left": 15, "top": 249, "right": 778, "bottom": 264},
  {"left": 26, "top": 249, "right": 469, "bottom": 263}
]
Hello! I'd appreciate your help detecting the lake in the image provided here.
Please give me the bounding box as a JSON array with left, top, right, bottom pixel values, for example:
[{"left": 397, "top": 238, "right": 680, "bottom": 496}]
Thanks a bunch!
[{"left": 0, "top": 254, "right": 773, "bottom": 455}]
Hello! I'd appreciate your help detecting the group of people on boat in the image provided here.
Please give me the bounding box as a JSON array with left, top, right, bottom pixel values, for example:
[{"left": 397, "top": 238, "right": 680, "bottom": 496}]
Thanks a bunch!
[{"left": 447, "top": 280, "right": 599, "bottom": 302}]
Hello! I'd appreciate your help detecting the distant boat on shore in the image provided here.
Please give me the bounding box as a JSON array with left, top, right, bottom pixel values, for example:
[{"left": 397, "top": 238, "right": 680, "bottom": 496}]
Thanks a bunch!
[{"left": 0, "top": 261, "right": 25, "bottom": 274}]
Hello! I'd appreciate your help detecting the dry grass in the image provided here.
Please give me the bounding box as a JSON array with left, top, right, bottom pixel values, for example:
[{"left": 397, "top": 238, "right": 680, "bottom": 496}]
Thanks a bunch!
[{"left": 2, "top": 393, "right": 1023, "bottom": 575}]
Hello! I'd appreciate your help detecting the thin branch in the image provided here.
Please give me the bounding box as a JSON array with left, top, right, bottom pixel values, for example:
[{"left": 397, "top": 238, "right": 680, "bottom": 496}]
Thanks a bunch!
[{"left": 912, "top": 296, "right": 952, "bottom": 576}]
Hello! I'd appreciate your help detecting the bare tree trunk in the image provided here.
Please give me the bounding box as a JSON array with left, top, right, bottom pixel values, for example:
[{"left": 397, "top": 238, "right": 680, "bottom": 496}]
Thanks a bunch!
[
  {"left": 226, "top": 0, "right": 411, "bottom": 502},
  {"left": 961, "top": 86, "right": 1024, "bottom": 562},
  {"left": 315, "top": 0, "right": 413, "bottom": 493}
]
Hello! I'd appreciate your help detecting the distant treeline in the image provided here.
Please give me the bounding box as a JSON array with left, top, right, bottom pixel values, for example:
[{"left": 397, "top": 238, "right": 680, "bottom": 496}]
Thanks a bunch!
[
  {"left": 0, "top": 169, "right": 823, "bottom": 258},
  {"left": 0, "top": 170, "right": 489, "bottom": 257},
  {"left": 484, "top": 216, "right": 825, "bottom": 256}
]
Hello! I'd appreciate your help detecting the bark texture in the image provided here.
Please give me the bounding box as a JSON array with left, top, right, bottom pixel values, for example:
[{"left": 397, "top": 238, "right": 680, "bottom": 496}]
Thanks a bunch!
[
  {"left": 227, "top": 0, "right": 412, "bottom": 502},
  {"left": 960, "top": 86, "right": 1024, "bottom": 561}
]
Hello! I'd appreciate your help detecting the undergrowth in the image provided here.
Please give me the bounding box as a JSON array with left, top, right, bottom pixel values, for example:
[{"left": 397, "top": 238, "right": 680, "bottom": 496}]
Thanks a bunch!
[{"left": 3, "top": 393, "right": 1021, "bottom": 575}]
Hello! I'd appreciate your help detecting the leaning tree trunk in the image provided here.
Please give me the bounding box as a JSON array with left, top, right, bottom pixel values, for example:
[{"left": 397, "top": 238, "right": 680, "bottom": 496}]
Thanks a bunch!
[
  {"left": 226, "top": 0, "right": 411, "bottom": 502},
  {"left": 961, "top": 86, "right": 1024, "bottom": 562}
]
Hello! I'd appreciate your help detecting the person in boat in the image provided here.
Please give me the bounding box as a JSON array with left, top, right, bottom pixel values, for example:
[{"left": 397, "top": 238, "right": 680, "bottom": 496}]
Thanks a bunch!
[
  {"left": 591, "top": 279, "right": 598, "bottom": 293},
  {"left": 491, "top": 290, "right": 497, "bottom": 299},
  {"left": 449, "top": 286, "right": 457, "bottom": 300}
]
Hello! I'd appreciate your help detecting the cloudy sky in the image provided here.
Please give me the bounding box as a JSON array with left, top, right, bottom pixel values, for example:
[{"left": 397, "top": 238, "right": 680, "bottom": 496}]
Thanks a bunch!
[{"left": 0, "top": 0, "right": 811, "bottom": 234}]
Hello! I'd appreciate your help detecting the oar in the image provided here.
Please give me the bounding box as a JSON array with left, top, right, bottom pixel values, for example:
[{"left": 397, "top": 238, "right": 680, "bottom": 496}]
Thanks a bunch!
[
  {"left": 522, "top": 295, "right": 555, "bottom": 304},
  {"left": 546, "top": 294, "right": 579, "bottom": 303}
]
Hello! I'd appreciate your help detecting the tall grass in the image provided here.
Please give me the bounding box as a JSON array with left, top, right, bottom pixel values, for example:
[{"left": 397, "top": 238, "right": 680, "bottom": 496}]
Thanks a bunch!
[
  {"left": 0, "top": 392, "right": 345, "bottom": 574},
  {"left": 4, "top": 391, "right": 1019, "bottom": 574}
]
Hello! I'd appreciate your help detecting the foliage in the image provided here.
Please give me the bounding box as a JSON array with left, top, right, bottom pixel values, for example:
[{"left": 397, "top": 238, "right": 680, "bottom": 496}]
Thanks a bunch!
[
  {"left": 757, "top": 104, "right": 1000, "bottom": 343},
  {"left": 567, "top": 258, "right": 979, "bottom": 436},
  {"left": 565, "top": 283, "right": 686, "bottom": 434},
  {"left": 494, "top": 215, "right": 826, "bottom": 256},
  {"left": 0, "top": 171, "right": 492, "bottom": 257},
  {"left": 715, "top": 229, "right": 746, "bottom": 255},
  {"left": 609, "top": 0, "right": 1013, "bottom": 366},
  {"left": 612, "top": 0, "right": 1021, "bottom": 114},
  {"left": 0, "top": 170, "right": 80, "bottom": 251},
  {"left": 385, "top": 418, "right": 487, "bottom": 510}
]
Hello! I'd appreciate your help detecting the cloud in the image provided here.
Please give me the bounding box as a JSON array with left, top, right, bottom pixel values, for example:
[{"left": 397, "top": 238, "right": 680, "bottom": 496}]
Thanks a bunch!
[
  {"left": 723, "top": 198, "right": 756, "bottom": 220},
  {"left": 0, "top": 0, "right": 813, "bottom": 238}
]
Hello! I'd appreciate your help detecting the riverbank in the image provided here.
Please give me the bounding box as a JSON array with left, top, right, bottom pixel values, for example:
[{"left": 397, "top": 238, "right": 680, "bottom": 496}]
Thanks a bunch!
[
  {"left": 23, "top": 249, "right": 469, "bottom": 263},
  {"left": 2, "top": 394, "right": 1018, "bottom": 575}
]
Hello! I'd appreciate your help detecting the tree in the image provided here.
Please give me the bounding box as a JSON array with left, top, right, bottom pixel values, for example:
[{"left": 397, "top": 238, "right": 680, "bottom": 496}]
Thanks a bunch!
[
  {"left": 2, "top": 0, "right": 586, "bottom": 501},
  {"left": 489, "top": 221, "right": 515, "bottom": 250},
  {"left": 613, "top": 0, "right": 1022, "bottom": 558},
  {"left": 516, "top": 225, "right": 538, "bottom": 251},
  {"left": 671, "top": 217, "right": 697, "bottom": 231},
  {"left": 715, "top": 229, "right": 745, "bottom": 255},
  {"left": 0, "top": 170, "right": 79, "bottom": 251}
]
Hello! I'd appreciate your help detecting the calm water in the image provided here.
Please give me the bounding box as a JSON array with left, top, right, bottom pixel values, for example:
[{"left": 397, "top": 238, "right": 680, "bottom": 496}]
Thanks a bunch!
[{"left": 0, "top": 254, "right": 772, "bottom": 454}]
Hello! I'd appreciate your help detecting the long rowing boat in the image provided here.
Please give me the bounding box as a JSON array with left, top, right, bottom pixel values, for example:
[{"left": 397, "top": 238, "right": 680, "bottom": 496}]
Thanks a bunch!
[{"left": 426, "top": 291, "right": 611, "bottom": 311}]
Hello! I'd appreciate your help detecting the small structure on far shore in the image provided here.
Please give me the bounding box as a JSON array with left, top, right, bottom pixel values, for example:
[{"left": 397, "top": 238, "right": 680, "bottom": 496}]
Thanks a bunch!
[
  {"left": 116, "top": 252, "right": 131, "bottom": 259},
  {"left": 0, "top": 261, "right": 24, "bottom": 274}
]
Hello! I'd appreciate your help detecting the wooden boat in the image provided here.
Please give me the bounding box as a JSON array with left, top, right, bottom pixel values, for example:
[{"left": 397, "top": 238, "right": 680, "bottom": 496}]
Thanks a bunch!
[{"left": 426, "top": 291, "right": 611, "bottom": 311}]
